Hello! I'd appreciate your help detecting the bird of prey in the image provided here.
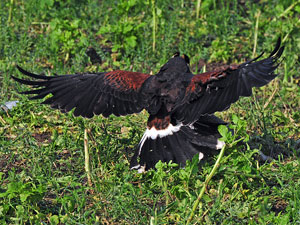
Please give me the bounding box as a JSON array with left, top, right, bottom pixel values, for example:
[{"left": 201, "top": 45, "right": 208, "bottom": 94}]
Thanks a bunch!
[{"left": 12, "top": 38, "right": 284, "bottom": 172}]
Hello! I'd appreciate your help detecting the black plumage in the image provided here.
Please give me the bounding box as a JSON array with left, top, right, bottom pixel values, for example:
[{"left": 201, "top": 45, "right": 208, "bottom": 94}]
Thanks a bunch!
[{"left": 12, "top": 38, "right": 284, "bottom": 171}]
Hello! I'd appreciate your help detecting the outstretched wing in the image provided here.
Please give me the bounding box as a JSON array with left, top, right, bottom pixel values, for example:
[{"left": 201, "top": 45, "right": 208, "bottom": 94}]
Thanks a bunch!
[
  {"left": 175, "top": 38, "right": 284, "bottom": 124},
  {"left": 12, "top": 67, "right": 153, "bottom": 118}
]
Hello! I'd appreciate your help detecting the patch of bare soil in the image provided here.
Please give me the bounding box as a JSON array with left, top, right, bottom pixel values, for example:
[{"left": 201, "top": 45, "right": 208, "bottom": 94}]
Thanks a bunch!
[
  {"left": 0, "top": 154, "right": 28, "bottom": 179},
  {"left": 32, "top": 131, "right": 52, "bottom": 145},
  {"left": 193, "top": 59, "right": 239, "bottom": 74},
  {"left": 271, "top": 198, "right": 288, "bottom": 215}
]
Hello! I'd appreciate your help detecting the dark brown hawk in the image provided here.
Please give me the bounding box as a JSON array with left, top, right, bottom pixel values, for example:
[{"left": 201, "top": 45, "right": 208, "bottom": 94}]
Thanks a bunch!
[{"left": 12, "top": 38, "right": 284, "bottom": 172}]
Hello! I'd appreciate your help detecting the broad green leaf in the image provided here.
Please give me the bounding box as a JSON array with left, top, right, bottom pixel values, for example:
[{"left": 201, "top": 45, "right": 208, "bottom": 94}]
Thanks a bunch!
[{"left": 218, "top": 125, "right": 228, "bottom": 138}]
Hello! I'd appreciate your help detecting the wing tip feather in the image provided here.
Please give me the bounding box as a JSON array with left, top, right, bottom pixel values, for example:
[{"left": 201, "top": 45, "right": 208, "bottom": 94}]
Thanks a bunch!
[
  {"left": 16, "top": 65, "right": 51, "bottom": 80},
  {"left": 269, "top": 37, "right": 282, "bottom": 57}
]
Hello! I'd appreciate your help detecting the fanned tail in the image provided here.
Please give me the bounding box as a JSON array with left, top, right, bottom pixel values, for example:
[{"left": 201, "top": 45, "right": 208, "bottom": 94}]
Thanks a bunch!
[{"left": 130, "top": 115, "right": 226, "bottom": 171}]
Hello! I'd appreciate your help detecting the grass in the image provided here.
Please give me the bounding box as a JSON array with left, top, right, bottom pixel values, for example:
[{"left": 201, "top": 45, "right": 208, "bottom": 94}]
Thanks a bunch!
[{"left": 0, "top": 0, "right": 300, "bottom": 224}]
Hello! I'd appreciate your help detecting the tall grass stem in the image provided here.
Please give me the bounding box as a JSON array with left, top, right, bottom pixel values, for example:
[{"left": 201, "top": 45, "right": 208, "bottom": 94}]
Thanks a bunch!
[
  {"left": 252, "top": 10, "right": 261, "bottom": 58},
  {"left": 84, "top": 128, "right": 92, "bottom": 187},
  {"left": 8, "top": 0, "right": 14, "bottom": 25},
  {"left": 196, "top": 0, "right": 201, "bottom": 19},
  {"left": 152, "top": 0, "right": 156, "bottom": 52},
  {"left": 186, "top": 144, "right": 226, "bottom": 224}
]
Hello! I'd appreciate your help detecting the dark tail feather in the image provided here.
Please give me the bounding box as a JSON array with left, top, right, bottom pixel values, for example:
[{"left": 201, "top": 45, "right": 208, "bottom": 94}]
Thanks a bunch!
[{"left": 130, "top": 118, "right": 225, "bottom": 171}]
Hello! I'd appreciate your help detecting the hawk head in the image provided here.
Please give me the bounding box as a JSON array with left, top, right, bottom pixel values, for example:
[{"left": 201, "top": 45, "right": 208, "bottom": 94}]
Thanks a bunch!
[{"left": 159, "top": 52, "right": 191, "bottom": 75}]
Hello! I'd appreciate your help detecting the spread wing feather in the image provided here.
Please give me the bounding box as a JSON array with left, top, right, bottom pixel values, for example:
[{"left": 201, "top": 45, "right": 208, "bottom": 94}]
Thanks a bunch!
[
  {"left": 12, "top": 67, "right": 152, "bottom": 118},
  {"left": 175, "top": 38, "right": 284, "bottom": 124}
]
